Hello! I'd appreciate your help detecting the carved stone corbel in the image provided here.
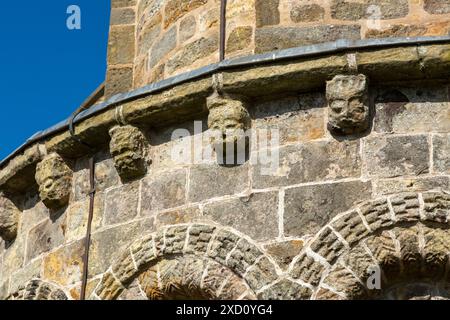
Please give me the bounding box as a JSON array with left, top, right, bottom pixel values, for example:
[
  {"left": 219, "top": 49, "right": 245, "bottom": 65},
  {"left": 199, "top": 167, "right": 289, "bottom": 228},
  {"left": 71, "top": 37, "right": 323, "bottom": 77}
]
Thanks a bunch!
[
  {"left": 326, "top": 74, "right": 370, "bottom": 135},
  {"left": 109, "top": 125, "right": 149, "bottom": 181},
  {"left": 35, "top": 153, "right": 73, "bottom": 210},
  {"left": 206, "top": 92, "right": 251, "bottom": 160},
  {"left": 0, "top": 193, "right": 20, "bottom": 242}
]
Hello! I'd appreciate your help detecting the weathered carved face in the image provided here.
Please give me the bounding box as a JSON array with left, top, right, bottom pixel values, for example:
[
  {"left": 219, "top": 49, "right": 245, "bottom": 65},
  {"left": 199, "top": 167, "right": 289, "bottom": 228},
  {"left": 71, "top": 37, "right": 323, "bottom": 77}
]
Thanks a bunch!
[
  {"left": 109, "top": 125, "right": 148, "bottom": 181},
  {"left": 207, "top": 94, "right": 250, "bottom": 146},
  {"left": 0, "top": 193, "right": 20, "bottom": 242},
  {"left": 35, "top": 153, "right": 72, "bottom": 210},
  {"left": 326, "top": 74, "right": 370, "bottom": 135}
]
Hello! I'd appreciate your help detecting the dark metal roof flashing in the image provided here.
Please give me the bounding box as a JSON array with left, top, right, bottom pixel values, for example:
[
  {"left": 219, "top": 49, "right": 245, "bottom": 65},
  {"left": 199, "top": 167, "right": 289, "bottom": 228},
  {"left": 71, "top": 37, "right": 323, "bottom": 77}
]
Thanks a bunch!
[{"left": 1, "top": 35, "right": 450, "bottom": 168}]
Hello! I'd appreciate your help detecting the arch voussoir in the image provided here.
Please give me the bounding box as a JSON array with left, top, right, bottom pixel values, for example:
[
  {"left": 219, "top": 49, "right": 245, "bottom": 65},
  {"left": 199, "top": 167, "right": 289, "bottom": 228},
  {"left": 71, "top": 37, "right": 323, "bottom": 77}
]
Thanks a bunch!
[
  {"left": 92, "top": 223, "right": 280, "bottom": 300},
  {"left": 289, "top": 190, "right": 450, "bottom": 300},
  {"left": 8, "top": 279, "right": 69, "bottom": 300}
]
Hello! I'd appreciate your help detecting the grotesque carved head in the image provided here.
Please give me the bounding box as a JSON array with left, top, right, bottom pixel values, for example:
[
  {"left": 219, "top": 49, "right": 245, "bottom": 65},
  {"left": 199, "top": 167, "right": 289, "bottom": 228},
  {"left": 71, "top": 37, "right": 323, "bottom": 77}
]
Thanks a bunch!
[
  {"left": 35, "top": 153, "right": 73, "bottom": 210},
  {"left": 0, "top": 193, "right": 20, "bottom": 242},
  {"left": 207, "top": 93, "right": 251, "bottom": 147},
  {"left": 326, "top": 74, "right": 370, "bottom": 135},
  {"left": 109, "top": 125, "right": 148, "bottom": 181}
]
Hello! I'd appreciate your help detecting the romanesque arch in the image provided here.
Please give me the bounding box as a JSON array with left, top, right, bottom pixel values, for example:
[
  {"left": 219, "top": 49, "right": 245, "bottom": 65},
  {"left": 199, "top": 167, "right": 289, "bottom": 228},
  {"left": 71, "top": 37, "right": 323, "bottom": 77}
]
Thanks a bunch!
[
  {"left": 289, "top": 190, "right": 450, "bottom": 300},
  {"left": 8, "top": 279, "right": 69, "bottom": 300},
  {"left": 93, "top": 190, "right": 450, "bottom": 300},
  {"left": 91, "top": 223, "right": 285, "bottom": 300}
]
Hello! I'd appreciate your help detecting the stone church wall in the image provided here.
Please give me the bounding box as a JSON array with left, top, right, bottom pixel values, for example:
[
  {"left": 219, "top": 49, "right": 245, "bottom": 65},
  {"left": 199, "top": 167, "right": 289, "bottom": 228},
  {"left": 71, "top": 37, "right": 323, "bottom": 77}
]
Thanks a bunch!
[
  {"left": 1, "top": 80, "right": 449, "bottom": 299},
  {"left": 0, "top": 0, "right": 449, "bottom": 300}
]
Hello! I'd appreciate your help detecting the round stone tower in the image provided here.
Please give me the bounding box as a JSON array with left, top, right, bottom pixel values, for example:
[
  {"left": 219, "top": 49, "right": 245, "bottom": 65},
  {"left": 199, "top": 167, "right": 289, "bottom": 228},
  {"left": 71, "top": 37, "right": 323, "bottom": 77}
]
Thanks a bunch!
[{"left": 0, "top": 0, "right": 449, "bottom": 300}]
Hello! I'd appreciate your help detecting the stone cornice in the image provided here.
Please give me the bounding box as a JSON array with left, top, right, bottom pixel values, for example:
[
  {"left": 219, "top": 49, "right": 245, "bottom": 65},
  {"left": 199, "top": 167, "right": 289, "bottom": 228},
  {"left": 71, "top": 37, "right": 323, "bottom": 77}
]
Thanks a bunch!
[
  {"left": 0, "top": 144, "right": 46, "bottom": 194},
  {"left": 1, "top": 40, "right": 450, "bottom": 193}
]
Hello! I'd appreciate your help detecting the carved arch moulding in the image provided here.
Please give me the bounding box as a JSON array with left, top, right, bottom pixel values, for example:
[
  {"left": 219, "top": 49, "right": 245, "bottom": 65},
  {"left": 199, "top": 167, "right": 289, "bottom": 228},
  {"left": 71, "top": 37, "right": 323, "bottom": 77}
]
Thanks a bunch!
[
  {"left": 7, "top": 279, "right": 69, "bottom": 300},
  {"left": 290, "top": 190, "right": 450, "bottom": 300},
  {"left": 92, "top": 190, "right": 450, "bottom": 300}
]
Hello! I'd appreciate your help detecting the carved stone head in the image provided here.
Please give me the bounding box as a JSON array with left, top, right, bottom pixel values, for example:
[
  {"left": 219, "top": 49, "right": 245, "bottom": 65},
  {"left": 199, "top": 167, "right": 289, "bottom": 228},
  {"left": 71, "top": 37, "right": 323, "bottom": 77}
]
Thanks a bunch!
[
  {"left": 35, "top": 153, "right": 73, "bottom": 210},
  {"left": 206, "top": 93, "right": 250, "bottom": 147},
  {"left": 0, "top": 193, "right": 20, "bottom": 242},
  {"left": 326, "top": 74, "right": 370, "bottom": 135},
  {"left": 109, "top": 125, "right": 148, "bottom": 181}
]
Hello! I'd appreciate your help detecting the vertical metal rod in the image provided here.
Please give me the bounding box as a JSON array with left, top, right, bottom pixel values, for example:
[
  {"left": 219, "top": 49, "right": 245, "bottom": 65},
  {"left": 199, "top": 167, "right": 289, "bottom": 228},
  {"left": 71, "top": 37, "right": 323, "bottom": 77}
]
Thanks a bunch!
[
  {"left": 219, "top": 0, "right": 227, "bottom": 62},
  {"left": 80, "top": 156, "right": 96, "bottom": 300}
]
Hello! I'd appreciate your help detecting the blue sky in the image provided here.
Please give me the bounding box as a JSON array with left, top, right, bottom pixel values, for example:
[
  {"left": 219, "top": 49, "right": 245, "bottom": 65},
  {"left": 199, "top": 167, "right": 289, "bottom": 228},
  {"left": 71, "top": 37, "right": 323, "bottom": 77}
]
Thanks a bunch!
[{"left": 0, "top": 1, "right": 111, "bottom": 160}]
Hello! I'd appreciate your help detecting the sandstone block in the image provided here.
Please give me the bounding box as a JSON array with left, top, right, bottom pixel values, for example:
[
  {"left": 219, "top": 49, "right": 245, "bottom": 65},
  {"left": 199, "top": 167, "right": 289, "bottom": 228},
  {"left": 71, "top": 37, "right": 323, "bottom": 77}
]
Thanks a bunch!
[
  {"left": 73, "top": 151, "right": 120, "bottom": 201},
  {"left": 290, "top": 4, "right": 324, "bottom": 23},
  {"left": 226, "top": 238, "right": 262, "bottom": 276},
  {"left": 284, "top": 181, "right": 372, "bottom": 236},
  {"left": 395, "top": 227, "right": 422, "bottom": 277},
  {"left": 331, "top": 210, "right": 369, "bottom": 246},
  {"left": 186, "top": 224, "right": 216, "bottom": 255},
  {"left": 162, "top": 225, "right": 188, "bottom": 255},
  {"left": 243, "top": 256, "right": 278, "bottom": 291},
  {"left": 389, "top": 193, "right": 420, "bottom": 223},
  {"left": 26, "top": 215, "right": 65, "bottom": 263},
  {"left": 374, "top": 87, "right": 450, "bottom": 134},
  {"left": 96, "top": 271, "right": 123, "bottom": 300},
  {"left": 252, "top": 140, "right": 361, "bottom": 189},
  {"left": 112, "top": 249, "right": 137, "bottom": 286},
  {"left": 130, "top": 235, "right": 156, "bottom": 270},
  {"left": 433, "top": 134, "right": 450, "bottom": 174},
  {"left": 42, "top": 240, "right": 84, "bottom": 287},
  {"left": 264, "top": 240, "right": 303, "bottom": 271},
  {"left": 112, "top": 0, "right": 136, "bottom": 8},
  {"left": 255, "top": 25, "right": 360, "bottom": 53},
  {"left": 166, "top": 35, "right": 218, "bottom": 75},
  {"left": 188, "top": 163, "right": 249, "bottom": 202},
  {"left": 0, "top": 144, "right": 45, "bottom": 194},
  {"left": 331, "top": 0, "right": 409, "bottom": 20},
  {"left": 141, "top": 169, "right": 186, "bottom": 215},
  {"left": 258, "top": 279, "right": 311, "bottom": 300},
  {"left": 107, "top": 25, "right": 135, "bottom": 65},
  {"left": 179, "top": 15, "right": 196, "bottom": 44},
  {"left": 89, "top": 220, "right": 154, "bottom": 276},
  {"left": 105, "top": 66, "right": 133, "bottom": 97},
  {"left": 343, "top": 246, "right": 377, "bottom": 281},
  {"left": 105, "top": 182, "right": 139, "bottom": 225},
  {"left": 363, "top": 135, "right": 430, "bottom": 178},
  {"left": 365, "top": 233, "right": 401, "bottom": 279},
  {"left": 374, "top": 176, "right": 450, "bottom": 196},
  {"left": 256, "top": 0, "right": 280, "bottom": 27},
  {"left": 290, "top": 254, "right": 325, "bottom": 286},
  {"left": 203, "top": 192, "right": 279, "bottom": 241},
  {"left": 226, "top": 26, "right": 253, "bottom": 53},
  {"left": 424, "top": 0, "right": 450, "bottom": 14},
  {"left": 163, "top": 0, "right": 207, "bottom": 28},
  {"left": 137, "top": 13, "right": 162, "bottom": 55},
  {"left": 110, "top": 7, "right": 136, "bottom": 25},
  {"left": 322, "top": 265, "right": 366, "bottom": 299},
  {"left": 149, "top": 26, "right": 177, "bottom": 68},
  {"left": 310, "top": 227, "right": 346, "bottom": 264},
  {"left": 250, "top": 94, "right": 326, "bottom": 145},
  {"left": 208, "top": 229, "right": 240, "bottom": 265},
  {"left": 422, "top": 191, "right": 450, "bottom": 223}
]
